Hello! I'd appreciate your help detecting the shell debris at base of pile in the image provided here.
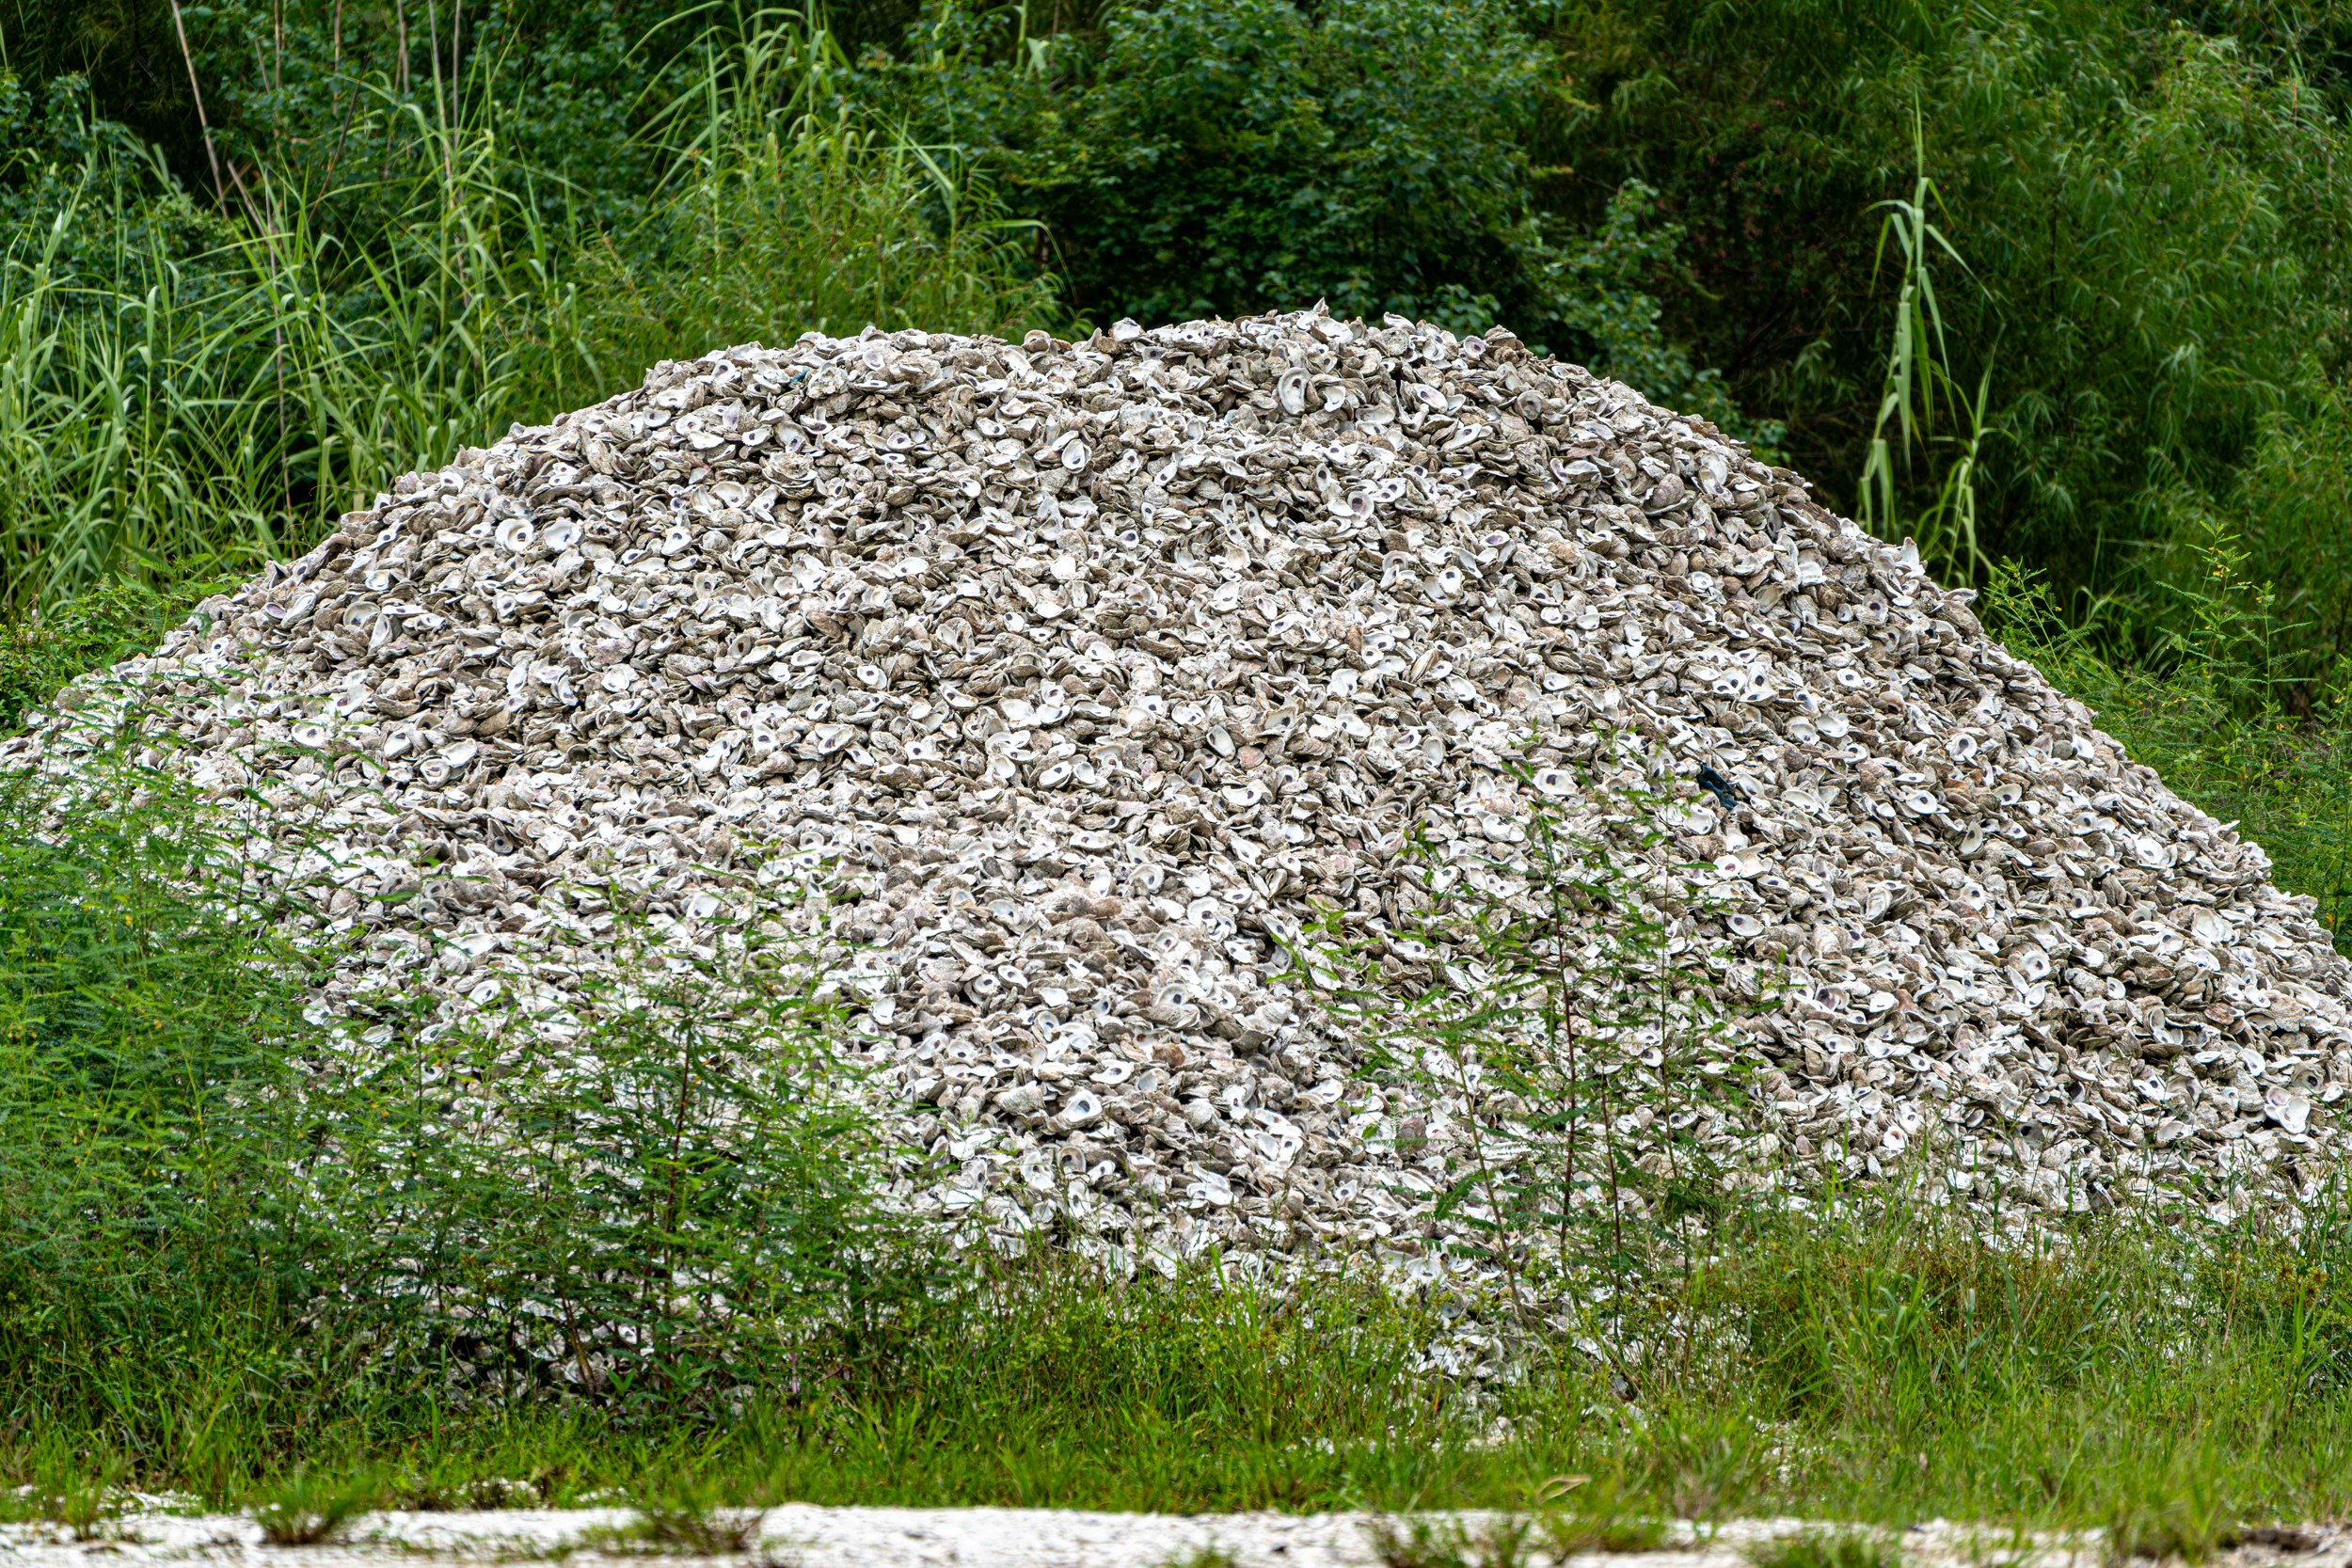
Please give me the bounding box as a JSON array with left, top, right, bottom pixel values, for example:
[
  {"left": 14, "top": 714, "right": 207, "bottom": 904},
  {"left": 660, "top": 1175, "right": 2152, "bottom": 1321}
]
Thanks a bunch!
[{"left": 15, "top": 306, "right": 2352, "bottom": 1293}]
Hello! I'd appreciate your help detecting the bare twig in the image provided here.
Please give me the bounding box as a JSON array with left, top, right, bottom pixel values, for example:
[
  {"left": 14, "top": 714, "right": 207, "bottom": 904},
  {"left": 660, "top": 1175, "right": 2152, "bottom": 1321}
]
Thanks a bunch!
[
  {"left": 224, "top": 159, "right": 269, "bottom": 232},
  {"left": 425, "top": 0, "right": 453, "bottom": 188},
  {"left": 166, "top": 0, "right": 226, "bottom": 209},
  {"left": 323, "top": 0, "right": 357, "bottom": 189}
]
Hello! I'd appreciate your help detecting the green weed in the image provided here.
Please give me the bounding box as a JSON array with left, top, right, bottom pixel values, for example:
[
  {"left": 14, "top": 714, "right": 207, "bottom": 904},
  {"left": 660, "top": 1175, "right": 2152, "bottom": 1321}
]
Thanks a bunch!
[
  {"left": 18, "top": 1440, "right": 131, "bottom": 1539},
  {"left": 251, "top": 1465, "right": 386, "bottom": 1546},
  {"left": 1526, "top": 1473, "right": 1671, "bottom": 1553},
  {"left": 1629, "top": 1404, "right": 1773, "bottom": 1523},
  {"left": 1854, "top": 114, "right": 1994, "bottom": 586},
  {"left": 1747, "top": 1532, "right": 1902, "bottom": 1568},
  {"left": 0, "top": 576, "right": 218, "bottom": 733},
  {"left": 1368, "top": 1514, "right": 1544, "bottom": 1568}
]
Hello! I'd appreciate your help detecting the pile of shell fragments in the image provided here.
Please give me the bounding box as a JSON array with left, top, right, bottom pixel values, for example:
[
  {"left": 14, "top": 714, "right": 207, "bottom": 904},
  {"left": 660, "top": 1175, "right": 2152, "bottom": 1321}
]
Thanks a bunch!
[{"left": 16, "top": 307, "right": 2352, "bottom": 1290}]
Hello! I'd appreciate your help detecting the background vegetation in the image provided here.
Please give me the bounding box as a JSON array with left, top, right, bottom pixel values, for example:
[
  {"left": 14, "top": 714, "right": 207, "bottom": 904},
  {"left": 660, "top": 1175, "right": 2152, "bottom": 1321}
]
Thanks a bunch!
[
  {"left": 8, "top": 0, "right": 2352, "bottom": 665},
  {"left": 4, "top": 0, "right": 2352, "bottom": 1534}
]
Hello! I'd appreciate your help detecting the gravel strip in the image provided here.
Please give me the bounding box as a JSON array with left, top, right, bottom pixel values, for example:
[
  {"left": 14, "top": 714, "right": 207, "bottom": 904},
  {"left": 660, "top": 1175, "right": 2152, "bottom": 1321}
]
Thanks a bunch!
[{"left": 0, "top": 1507, "right": 2217, "bottom": 1568}]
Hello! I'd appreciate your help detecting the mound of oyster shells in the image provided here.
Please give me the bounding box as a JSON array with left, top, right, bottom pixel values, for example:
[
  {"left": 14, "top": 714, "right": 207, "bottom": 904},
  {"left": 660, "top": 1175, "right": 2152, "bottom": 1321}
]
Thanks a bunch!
[{"left": 16, "top": 306, "right": 2352, "bottom": 1288}]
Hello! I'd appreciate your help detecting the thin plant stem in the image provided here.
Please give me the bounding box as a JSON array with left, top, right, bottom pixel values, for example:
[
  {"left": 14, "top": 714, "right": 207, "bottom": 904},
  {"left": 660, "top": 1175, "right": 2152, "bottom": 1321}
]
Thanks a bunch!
[
  {"left": 166, "top": 0, "right": 226, "bottom": 209},
  {"left": 425, "top": 0, "right": 453, "bottom": 189}
]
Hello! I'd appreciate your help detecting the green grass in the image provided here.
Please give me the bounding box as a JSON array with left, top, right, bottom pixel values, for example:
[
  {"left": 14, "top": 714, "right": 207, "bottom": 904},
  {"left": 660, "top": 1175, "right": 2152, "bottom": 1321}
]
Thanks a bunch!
[
  {"left": 250, "top": 1467, "right": 388, "bottom": 1546},
  {"left": 1368, "top": 1514, "right": 1549, "bottom": 1568},
  {"left": 0, "top": 12, "right": 1059, "bottom": 616},
  {"left": 11, "top": 1164, "right": 2352, "bottom": 1528},
  {"left": 1983, "top": 553, "right": 2352, "bottom": 955},
  {"left": 1746, "top": 1533, "right": 1901, "bottom": 1568},
  {"left": 608, "top": 1472, "right": 768, "bottom": 1555}
]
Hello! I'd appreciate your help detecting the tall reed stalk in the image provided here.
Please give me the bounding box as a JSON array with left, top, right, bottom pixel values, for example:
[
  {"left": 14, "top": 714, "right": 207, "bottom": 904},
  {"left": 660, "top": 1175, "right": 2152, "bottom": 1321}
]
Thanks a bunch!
[{"left": 1858, "top": 115, "right": 1995, "bottom": 586}]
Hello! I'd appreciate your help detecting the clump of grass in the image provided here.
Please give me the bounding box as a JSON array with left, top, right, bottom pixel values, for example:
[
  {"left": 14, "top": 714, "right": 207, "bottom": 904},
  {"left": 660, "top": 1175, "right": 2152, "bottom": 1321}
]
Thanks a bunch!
[
  {"left": 1546, "top": 1515, "right": 1669, "bottom": 1555},
  {"left": 250, "top": 1466, "right": 385, "bottom": 1546},
  {"left": 1368, "top": 1515, "right": 1544, "bottom": 1568},
  {"left": 1747, "top": 1532, "right": 1902, "bottom": 1568},
  {"left": 613, "top": 1471, "right": 767, "bottom": 1556},
  {"left": 1163, "top": 1549, "right": 1245, "bottom": 1568},
  {"left": 1619, "top": 1404, "right": 1775, "bottom": 1525},
  {"left": 1537, "top": 1473, "right": 1669, "bottom": 1553},
  {"left": 2100, "top": 1454, "right": 2242, "bottom": 1567},
  {"left": 20, "top": 1443, "right": 131, "bottom": 1540}
]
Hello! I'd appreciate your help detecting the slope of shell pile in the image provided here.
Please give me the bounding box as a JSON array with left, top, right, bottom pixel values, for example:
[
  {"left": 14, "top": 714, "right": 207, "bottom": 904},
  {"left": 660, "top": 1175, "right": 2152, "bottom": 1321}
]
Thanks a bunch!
[{"left": 15, "top": 307, "right": 2352, "bottom": 1287}]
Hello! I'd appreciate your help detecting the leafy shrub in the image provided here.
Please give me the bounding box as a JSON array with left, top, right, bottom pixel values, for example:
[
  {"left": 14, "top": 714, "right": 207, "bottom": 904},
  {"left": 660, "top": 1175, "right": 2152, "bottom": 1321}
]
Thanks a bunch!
[
  {"left": 861, "top": 0, "right": 1787, "bottom": 449},
  {"left": 0, "top": 747, "right": 906, "bottom": 1445},
  {"left": 1300, "top": 752, "right": 1763, "bottom": 1321},
  {"left": 0, "top": 764, "right": 328, "bottom": 1431},
  {"left": 985, "top": 0, "right": 1553, "bottom": 329},
  {"left": 311, "top": 898, "right": 905, "bottom": 1418}
]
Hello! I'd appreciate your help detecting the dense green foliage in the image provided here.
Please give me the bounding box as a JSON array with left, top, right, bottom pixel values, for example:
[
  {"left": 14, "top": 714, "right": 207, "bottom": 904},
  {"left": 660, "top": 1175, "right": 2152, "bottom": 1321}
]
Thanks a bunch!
[
  {"left": 839, "top": 0, "right": 2352, "bottom": 689},
  {"left": 0, "top": 10, "right": 1056, "bottom": 610},
  {"left": 1531, "top": 0, "right": 2352, "bottom": 687},
  {"left": 0, "top": 755, "right": 906, "bottom": 1446},
  {"left": 9, "top": 0, "right": 2352, "bottom": 682},
  {"left": 0, "top": 770, "right": 322, "bottom": 1428}
]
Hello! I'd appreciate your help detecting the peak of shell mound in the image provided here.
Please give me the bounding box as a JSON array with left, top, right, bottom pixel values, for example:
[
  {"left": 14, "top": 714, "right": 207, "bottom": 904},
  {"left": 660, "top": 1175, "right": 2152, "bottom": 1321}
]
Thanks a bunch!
[{"left": 19, "top": 308, "right": 2352, "bottom": 1276}]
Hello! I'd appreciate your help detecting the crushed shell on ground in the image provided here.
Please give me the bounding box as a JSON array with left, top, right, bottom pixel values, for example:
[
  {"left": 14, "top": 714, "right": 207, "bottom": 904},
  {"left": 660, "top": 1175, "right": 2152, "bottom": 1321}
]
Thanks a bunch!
[{"left": 15, "top": 307, "right": 2352, "bottom": 1303}]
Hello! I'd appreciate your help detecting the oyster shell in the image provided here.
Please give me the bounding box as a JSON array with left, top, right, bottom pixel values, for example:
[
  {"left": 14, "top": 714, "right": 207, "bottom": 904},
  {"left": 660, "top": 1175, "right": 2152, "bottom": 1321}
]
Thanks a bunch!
[{"left": 13, "top": 304, "right": 2352, "bottom": 1296}]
